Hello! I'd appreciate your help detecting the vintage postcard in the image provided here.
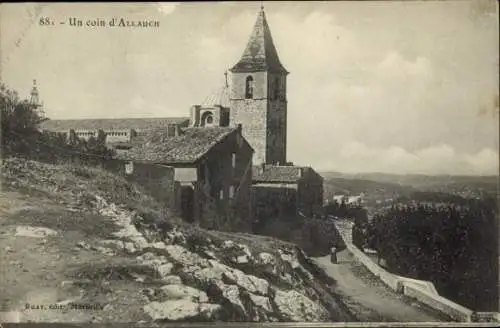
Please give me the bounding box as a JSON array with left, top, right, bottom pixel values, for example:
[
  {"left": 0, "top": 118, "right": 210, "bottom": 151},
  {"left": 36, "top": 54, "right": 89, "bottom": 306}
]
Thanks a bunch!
[{"left": 0, "top": 1, "right": 498, "bottom": 326}]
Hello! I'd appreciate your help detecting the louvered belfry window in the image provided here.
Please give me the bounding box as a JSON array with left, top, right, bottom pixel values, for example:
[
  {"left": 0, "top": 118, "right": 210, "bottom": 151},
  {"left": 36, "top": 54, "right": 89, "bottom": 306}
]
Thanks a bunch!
[{"left": 245, "top": 76, "right": 254, "bottom": 99}]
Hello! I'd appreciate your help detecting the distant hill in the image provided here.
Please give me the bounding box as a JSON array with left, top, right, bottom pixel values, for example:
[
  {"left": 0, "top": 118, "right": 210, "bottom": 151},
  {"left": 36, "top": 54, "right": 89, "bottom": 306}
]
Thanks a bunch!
[
  {"left": 321, "top": 172, "right": 498, "bottom": 199},
  {"left": 323, "top": 177, "right": 415, "bottom": 197}
]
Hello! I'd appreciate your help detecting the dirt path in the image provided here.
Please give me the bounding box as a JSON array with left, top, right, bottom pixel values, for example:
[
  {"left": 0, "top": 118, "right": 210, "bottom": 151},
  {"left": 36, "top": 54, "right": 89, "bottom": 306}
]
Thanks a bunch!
[{"left": 312, "top": 250, "right": 448, "bottom": 322}]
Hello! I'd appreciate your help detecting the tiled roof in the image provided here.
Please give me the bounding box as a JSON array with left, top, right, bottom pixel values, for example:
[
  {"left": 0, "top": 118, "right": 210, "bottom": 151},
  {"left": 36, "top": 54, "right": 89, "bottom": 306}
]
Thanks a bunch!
[
  {"left": 252, "top": 165, "right": 303, "bottom": 183},
  {"left": 231, "top": 9, "right": 288, "bottom": 74},
  {"left": 118, "top": 127, "right": 238, "bottom": 164},
  {"left": 40, "top": 117, "right": 190, "bottom": 132}
]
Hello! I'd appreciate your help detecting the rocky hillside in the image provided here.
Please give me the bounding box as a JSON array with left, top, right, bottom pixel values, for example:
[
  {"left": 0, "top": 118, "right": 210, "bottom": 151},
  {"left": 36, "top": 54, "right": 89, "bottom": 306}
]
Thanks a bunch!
[{"left": 0, "top": 158, "right": 352, "bottom": 323}]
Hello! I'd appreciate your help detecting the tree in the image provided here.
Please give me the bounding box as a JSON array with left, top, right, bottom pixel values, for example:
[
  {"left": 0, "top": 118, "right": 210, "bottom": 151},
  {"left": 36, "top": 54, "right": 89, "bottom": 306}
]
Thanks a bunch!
[{"left": 1, "top": 83, "right": 48, "bottom": 157}]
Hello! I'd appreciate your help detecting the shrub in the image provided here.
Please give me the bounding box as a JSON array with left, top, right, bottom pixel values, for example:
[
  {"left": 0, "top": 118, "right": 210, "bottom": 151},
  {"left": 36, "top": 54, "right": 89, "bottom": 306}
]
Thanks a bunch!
[{"left": 366, "top": 198, "right": 498, "bottom": 311}]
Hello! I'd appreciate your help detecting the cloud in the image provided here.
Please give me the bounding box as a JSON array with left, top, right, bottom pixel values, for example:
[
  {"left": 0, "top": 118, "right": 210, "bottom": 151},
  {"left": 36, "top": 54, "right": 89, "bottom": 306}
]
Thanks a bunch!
[
  {"left": 2, "top": 3, "right": 497, "bottom": 175},
  {"left": 157, "top": 3, "right": 179, "bottom": 16},
  {"left": 316, "top": 142, "right": 499, "bottom": 175}
]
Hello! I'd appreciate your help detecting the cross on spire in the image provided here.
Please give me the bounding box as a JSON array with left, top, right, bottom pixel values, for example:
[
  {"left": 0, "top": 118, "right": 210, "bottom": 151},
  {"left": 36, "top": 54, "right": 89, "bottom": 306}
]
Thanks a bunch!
[{"left": 260, "top": 1, "right": 264, "bottom": 11}]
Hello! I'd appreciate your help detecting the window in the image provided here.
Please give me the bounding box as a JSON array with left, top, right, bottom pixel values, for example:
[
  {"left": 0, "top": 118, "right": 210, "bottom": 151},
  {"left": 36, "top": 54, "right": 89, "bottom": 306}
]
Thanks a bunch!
[
  {"left": 125, "top": 161, "right": 134, "bottom": 175},
  {"left": 219, "top": 189, "right": 224, "bottom": 200},
  {"left": 245, "top": 76, "right": 254, "bottom": 99},
  {"left": 232, "top": 153, "right": 236, "bottom": 168},
  {"left": 201, "top": 112, "right": 214, "bottom": 127},
  {"left": 229, "top": 186, "right": 235, "bottom": 199}
]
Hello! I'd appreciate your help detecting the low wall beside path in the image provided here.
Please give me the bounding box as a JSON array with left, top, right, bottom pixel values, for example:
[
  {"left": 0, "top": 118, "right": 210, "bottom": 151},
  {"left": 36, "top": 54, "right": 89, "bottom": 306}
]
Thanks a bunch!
[{"left": 332, "top": 218, "right": 499, "bottom": 323}]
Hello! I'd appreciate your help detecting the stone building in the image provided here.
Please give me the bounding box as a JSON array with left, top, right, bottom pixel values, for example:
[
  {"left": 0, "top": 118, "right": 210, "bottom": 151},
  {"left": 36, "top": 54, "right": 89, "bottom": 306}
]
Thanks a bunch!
[
  {"left": 40, "top": 117, "right": 190, "bottom": 154},
  {"left": 229, "top": 7, "right": 288, "bottom": 166},
  {"left": 118, "top": 125, "right": 254, "bottom": 231},
  {"left": 252, "top": 165, "right": 324, "bottom": 225},
  {"left": 39, "top": 6, "right": 324, "bottom": 225}
]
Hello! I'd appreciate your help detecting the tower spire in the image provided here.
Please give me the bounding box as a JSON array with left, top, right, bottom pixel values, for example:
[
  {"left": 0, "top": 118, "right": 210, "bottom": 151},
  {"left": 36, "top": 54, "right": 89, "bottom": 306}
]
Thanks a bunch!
[
  {"left": 30, "top": 79, "right": 41, "bottom": 108},
  {"left": 230, "top": 5, "right": 287, "bottom": 74}
]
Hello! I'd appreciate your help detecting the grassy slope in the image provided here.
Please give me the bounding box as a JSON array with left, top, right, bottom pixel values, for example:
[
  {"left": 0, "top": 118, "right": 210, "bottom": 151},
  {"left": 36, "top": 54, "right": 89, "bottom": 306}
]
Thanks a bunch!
[{"left": 0, "top": 158, "right": 350, "bottom": 323}]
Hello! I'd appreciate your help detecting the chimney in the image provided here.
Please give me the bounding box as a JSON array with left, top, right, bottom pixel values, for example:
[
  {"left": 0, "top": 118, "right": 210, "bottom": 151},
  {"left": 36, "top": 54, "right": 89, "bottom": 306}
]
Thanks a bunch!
[
  {"left": 190, "top": 105, "right": 201, "bottom": 127},
  {"left": 260, "top": 163, "right": 265, "bottom": 174},
  {"left": 166, "top": 123, "right": 182, "bottom": 137}
]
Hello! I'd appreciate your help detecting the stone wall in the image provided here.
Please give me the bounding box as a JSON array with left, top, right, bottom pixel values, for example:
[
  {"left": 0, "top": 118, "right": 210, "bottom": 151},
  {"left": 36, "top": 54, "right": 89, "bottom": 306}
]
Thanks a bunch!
[
  {"left": 230, "top": 71, "right": 287, "bottom": 166},
  {"left": 267, "top": 100, "right": 287, "bottom": 165},
  {"left": 297, "top": 168, "right": 324, "bottom": 217},
  {"left": 201, "top": 128, "right": 254, "bottom": 232},
  {"left": 102, "top": 159, "right": 177, "bottom": 213},
  {"left": 230, "top": 99, "right": 267, "bottom": 165}
]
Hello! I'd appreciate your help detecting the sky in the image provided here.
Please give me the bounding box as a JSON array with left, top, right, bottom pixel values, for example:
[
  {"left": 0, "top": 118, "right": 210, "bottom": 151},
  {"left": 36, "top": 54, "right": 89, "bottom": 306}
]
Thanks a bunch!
[{"left": 1, "top": 1, "right": 498, "bottom": 175}]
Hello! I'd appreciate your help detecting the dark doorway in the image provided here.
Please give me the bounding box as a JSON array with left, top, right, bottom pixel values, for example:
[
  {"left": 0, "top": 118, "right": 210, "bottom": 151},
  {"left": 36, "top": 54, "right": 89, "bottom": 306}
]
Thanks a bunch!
[{"left": 180, "top": 186, "right": 195, "bottom": 223}]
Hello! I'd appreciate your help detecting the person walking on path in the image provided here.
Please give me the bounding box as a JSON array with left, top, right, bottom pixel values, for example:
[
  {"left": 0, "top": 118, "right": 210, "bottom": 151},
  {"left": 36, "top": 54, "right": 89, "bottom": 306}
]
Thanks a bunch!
[{"left": 330, "top": 246, "right": 338, "bottom": 264}]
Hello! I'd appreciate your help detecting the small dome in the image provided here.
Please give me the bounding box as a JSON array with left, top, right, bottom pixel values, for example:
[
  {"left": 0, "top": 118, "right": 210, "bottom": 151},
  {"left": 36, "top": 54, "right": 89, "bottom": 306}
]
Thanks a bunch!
[{"left": 201, "top": 85, "right": 230, "bottom": 108}]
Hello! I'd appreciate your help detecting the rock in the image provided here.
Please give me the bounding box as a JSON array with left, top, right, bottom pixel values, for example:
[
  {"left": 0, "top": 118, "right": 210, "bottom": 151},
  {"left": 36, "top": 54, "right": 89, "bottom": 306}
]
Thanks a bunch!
[
  {"left": 222, "top": 240, "right": 234, "bottom": 249},
  {"left": 130, "top": 272, "right": 146, "bottom": 283},
  {"left": 136, "top": 252, "right": 173, "bottom": 279},
  {"left": 124, "top": 242, "right": 137, "bottom": 254},
  {"left": 164, "top": 228, "right": 187, "bottom": 245},
  {"left": 130, "top": 236, "right": 150, "bottom": 251},
  {"left": 222, "top": 268, "right": 269, "bottom": 296},
  {"left": 136, "top": 252, "right": 156, "bottom": 262},
  {"left": 143, "top": 300, "right": 221, "bottom": 321},
  {"left": 272, "top": 289, "right": 329, "bottom": 322},
  {"left": 247, "top": 292, "right": 274, "bottom": 321},
  {"left": 15, "top": 226, "right": 57, "bottom": 238},
  {"left": 163, "top": 275, "right": 182, "bottom": 285},
  {"left": 239, "top": 244, "right": 252, "bottom": 258},
  {"left": 279, "top": 250, "right": 300, "bottom": 269},
  {"left": 157, "top": 284, "right": 209, "bottom": 303},
  {"left": 93, "top": 246, "right": 114, "bottom": 256},
  {"left": 99, "top": 239, "right": 125, "bottom": 250},
  {"left": 203, "top": 250, "right": 217, "bottom": 259},
  {"left": 142, "top": 288, "right": 156, "bottom": 300},
  {"left": 4, "top": 246, "right": 14, "bottom": 253},
  {"left": 76, "top": 241, "right": 91, "bottom": 249},
  {"left": 248, "top": 293, "right": 273, "bottom": 313},
  {"left": 150, "top": 242, "right": 167, "bottom": 250},
  {"left": 258, "top": 252, "right": 275, "bottom": 265},
  {"left": 165, "top": 245, "right": 210, "bottom": 268},
  {"left": 156, "top": 263, "right": 174, "bottom": 279},
  {"left": 236, "top": 255, "right": 249, "bottom": 264},
  {"left": 221, "top": 284, "right": 246, "bottom": 317}
]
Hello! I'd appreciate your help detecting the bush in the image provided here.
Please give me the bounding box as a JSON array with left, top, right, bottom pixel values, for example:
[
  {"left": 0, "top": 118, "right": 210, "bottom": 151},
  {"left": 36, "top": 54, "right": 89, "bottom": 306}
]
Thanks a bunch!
[
  {"left": 1, "top": 84, "right": 115, "bottom": 164},
  {"left": 366, "top": 198, "right": 498, "bottom": 311}
]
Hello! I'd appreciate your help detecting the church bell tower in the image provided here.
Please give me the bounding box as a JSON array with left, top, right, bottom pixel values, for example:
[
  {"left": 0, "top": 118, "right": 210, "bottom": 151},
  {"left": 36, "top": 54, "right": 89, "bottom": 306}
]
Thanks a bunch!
[{"left": 229, "top": 6, "right": 288, "bottom": 165}]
